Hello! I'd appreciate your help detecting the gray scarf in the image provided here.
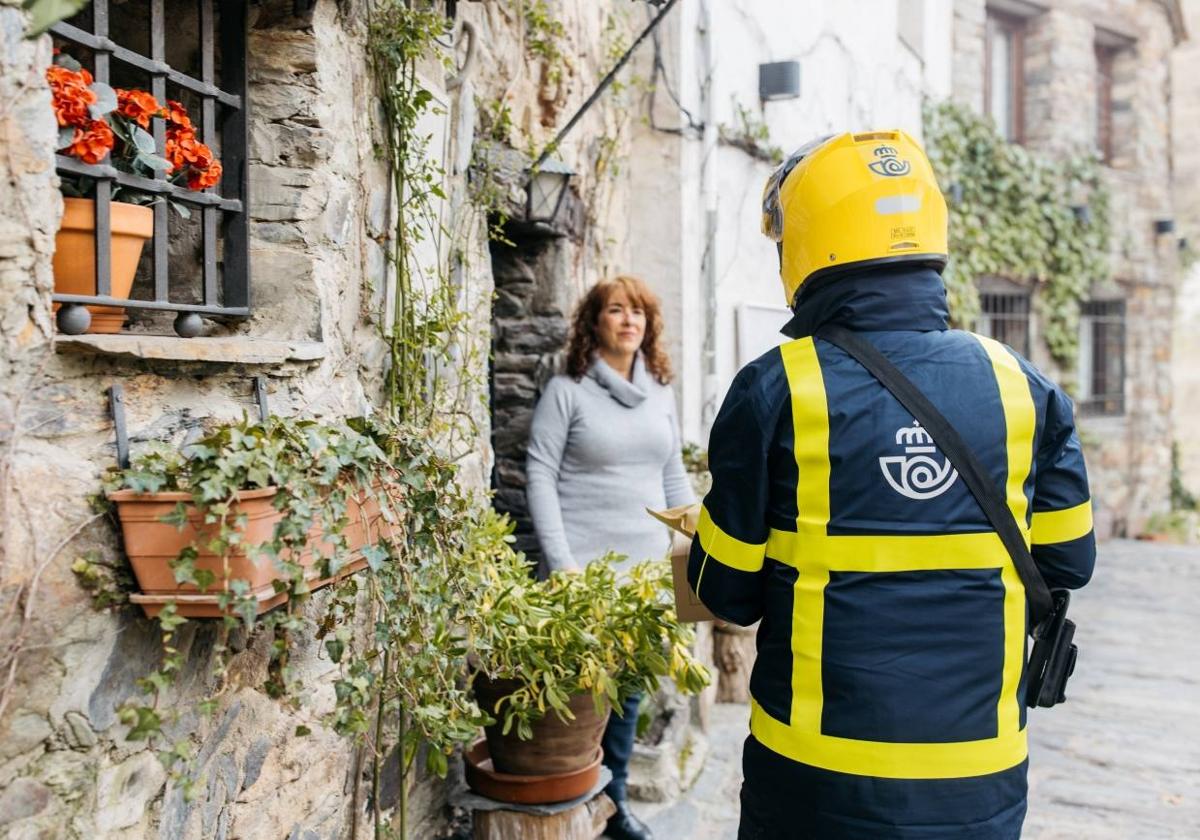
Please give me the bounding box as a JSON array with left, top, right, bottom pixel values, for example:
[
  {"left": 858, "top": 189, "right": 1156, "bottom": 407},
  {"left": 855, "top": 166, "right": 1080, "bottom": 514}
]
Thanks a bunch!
[{"left": 587, "top": 353, "right": 649, "bottom": 408}]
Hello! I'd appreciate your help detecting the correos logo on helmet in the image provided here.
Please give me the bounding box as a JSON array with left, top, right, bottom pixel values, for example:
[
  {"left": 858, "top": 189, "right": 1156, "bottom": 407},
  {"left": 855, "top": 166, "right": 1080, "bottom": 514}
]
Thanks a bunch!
[{"left": 868, "top": 145, "right": 911, "bottom": 177}]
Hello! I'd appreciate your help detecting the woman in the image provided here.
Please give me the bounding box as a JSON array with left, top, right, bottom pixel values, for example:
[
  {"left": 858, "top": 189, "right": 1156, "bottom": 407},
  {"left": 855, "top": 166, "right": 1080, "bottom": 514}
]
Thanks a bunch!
[{"left": 526, "top": 275, "right": 694, "bottom": 840}]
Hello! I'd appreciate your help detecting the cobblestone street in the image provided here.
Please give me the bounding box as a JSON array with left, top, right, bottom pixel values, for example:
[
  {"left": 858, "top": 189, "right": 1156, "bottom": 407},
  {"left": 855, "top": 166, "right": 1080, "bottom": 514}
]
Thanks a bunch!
[{"left": 632, "top": 539, "right": 1200, "bottom": 839}]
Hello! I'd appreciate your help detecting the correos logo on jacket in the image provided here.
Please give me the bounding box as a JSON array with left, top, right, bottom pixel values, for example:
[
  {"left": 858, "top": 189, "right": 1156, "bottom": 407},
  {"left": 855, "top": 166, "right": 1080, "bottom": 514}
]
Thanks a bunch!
[{"left": 878, "top": 420, "right": 959, "bottom": 499}]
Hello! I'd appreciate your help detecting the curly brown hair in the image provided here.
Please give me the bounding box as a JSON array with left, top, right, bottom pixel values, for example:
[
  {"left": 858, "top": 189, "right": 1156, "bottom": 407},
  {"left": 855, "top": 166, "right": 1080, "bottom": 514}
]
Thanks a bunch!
[{"left": 565, "top": 275, "right": 674, "bottom": 385}]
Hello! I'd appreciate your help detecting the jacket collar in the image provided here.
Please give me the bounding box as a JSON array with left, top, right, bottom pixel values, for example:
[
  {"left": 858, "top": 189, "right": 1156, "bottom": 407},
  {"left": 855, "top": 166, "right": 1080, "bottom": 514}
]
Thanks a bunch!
[
  {"left": 780, "top": 265, "right": 950, "bottom": 339},
  {"left": 588, "top": 352, "right": 649, "bottom": 408}
]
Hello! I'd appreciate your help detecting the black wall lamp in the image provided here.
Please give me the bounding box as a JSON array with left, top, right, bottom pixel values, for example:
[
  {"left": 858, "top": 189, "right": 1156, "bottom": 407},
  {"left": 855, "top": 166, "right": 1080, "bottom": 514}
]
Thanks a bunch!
[
  {"left": 1154, "top": 218, "right": 1175, "bottom": 235},
  {"left": 525, "top": 157, "right": 575, "bottom": 225}
]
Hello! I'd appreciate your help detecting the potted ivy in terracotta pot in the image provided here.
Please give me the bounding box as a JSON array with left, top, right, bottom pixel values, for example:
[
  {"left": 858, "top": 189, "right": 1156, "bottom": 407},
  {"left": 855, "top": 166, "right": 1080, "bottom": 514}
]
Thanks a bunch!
[
  {"left": 465, "top": 556, "right": 710, "bottom": 802},
  {"left": 105, "top": 417, "right": 396, "bottom": 619},
  {"left": 46, "top": 53, "right": 222, "bottom": 333}
]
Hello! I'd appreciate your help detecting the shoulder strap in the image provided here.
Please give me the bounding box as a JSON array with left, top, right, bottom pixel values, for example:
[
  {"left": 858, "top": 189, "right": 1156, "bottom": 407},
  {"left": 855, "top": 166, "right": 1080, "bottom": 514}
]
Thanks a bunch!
[{"left": 815, "top": 324, "right": 1053, "bottom": 627}]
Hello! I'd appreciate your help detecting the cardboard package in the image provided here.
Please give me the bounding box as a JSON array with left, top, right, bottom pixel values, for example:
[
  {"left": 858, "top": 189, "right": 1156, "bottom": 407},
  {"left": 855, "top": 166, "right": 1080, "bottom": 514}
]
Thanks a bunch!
[{"left": 646, "top": 503, "right": 716, "bottom": 622}]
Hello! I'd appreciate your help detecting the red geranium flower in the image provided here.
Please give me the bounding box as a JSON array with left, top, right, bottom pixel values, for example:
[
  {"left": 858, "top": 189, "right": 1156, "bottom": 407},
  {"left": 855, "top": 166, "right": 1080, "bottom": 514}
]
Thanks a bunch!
[
  {"left": 46, "top": 65, "right": 96, "bottom": 128},
  {"left": 116, "top": 88, "right": 164, "bottom": 129},
  {"left": 164, "top": 99, "right": 194, "bottom": 131},
  {"left": 68, "top": 119, "right": 115, "bottom": 164},
  {"left": 166, "top": 128, "right": 214, "bottom": 172},
  {"left": 188, "top": 159, "right": 222, "bottom": 191}
]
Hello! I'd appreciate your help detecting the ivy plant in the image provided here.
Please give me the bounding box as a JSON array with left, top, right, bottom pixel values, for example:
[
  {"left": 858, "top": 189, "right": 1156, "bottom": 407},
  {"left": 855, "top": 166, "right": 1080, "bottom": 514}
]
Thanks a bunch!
[{"left": 923, "top": 100, "right": 1112, "bottom": 368}]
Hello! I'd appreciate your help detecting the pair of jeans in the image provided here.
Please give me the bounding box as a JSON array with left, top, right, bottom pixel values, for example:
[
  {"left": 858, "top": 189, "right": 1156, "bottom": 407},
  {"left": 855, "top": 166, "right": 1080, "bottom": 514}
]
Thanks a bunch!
[{"left": 601, "top": 693, "right": 642, "bottom": 802}]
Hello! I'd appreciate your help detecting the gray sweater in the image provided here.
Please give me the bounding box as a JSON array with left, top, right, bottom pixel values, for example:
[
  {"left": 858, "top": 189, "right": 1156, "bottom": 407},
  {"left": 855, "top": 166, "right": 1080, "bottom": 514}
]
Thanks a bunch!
[{"left": 526, "top": 354, "right": 695, "bottom": 576}]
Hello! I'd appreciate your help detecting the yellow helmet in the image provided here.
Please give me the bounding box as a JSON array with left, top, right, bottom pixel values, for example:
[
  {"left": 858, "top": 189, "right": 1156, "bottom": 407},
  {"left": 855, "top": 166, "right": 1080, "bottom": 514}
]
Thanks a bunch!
[{"left": 761, "top": 129, "right": 948, "bottom": 307}]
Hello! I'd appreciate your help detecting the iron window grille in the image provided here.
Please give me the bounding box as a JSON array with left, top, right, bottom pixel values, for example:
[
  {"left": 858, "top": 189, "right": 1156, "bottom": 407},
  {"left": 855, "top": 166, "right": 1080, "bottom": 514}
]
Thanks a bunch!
[
  {"left": 51, "top": 0, "right": 249, "bottom": 337},
  {"left": 1078, "top": 300, "right": 1126, "bottom": 417},
  {"left": 976, "top": 291, "right": 1032, "bottom": 357}
]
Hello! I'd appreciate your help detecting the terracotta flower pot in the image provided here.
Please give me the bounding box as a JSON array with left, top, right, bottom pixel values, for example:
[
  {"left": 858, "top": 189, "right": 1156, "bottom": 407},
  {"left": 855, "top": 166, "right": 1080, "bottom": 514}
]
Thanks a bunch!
[
  {"left": 463, "top": 739, "right": 603, "bottom": 805},
  {"left": 110, "top": 482, "right": 390, "bottom": 618},
  {"left": 473, "top": 674, "right": 611, "bottom": 776},
  {"left": 52, "top": 197, "right": 153, "bottom": 334}
]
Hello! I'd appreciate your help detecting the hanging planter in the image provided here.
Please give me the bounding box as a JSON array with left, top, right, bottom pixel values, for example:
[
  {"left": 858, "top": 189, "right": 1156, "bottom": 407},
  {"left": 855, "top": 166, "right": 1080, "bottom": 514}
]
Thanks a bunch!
[
  {"left": 111, "top": 482, "right": 389, "bottom": 618},
  {"left": 52, "top": 197, "right": 153, "bottom": 333},
  {"left": 101, "top": 417, "right": 398, "bottom": 619}
]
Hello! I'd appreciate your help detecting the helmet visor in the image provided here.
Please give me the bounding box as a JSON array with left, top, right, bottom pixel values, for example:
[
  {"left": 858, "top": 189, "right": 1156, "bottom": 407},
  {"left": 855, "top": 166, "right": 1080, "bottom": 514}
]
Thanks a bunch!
[{"left": 761, "top": 134, "right": 835, "bottom": 242}]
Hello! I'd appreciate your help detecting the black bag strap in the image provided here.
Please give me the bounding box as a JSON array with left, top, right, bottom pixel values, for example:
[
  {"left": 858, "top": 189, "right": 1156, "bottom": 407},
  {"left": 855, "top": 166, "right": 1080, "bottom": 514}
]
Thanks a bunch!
[{"left": 815, "top": 325, "right": 1054, "bottom": 627}]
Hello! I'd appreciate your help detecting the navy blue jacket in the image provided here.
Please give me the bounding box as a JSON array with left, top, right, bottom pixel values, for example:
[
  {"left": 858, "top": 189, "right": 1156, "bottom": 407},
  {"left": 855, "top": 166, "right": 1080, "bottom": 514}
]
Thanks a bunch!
[{"left": 688, "top": 267, "right": 1095, "bottom": 839}]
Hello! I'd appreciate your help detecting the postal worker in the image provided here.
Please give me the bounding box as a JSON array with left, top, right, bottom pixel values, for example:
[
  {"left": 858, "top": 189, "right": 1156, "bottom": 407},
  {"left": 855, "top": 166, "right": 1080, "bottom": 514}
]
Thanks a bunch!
[{"left": 688, "top": 130, "right": 1095, "bottom": 840}]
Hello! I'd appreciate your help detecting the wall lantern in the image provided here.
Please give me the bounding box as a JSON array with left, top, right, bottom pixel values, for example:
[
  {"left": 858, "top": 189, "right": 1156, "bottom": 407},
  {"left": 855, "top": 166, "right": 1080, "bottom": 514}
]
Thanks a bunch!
[
  {"left": 1071, "top": 204, "right": 1092, "bottom": 224},
  {"left": 759, "top": 61, "right": 801, "bottom": 101},
  {"left": 525, "top": 157, "right": 575, "bottom": 225},
  {"left": 1154, "top": 218, "right": 1175, "bottom": 235}
]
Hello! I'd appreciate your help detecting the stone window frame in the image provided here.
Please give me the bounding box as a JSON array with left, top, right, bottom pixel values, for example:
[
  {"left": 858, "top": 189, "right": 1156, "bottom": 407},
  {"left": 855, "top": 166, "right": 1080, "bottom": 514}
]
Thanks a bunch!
[
  {"left": 1093, "top": 26, "right": 1137, "bottom": 170},
  {"left": 1095, "top": 42, "right": 1117, "bottom": 164},
  {"left": 984, "top": 7, "right": 1028, "bottom": 143},
  {"left": 50, "top": 0, "right": 250, "bottom": 337},
  {"left": 1077, "top": 299, "right": 1126, "bottom": 417}
]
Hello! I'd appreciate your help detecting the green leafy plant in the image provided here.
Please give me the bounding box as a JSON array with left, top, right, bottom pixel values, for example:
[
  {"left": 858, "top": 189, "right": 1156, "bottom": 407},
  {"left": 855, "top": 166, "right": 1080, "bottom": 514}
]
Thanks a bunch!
[
  {"left": 524, "top": 0, "right": 567, "bottom": 84},
  {"left": 86, "top": 416, "right": 509, "bottom": 833},
  {"left": 471, "top": 555, "right": 711, "bottom": 741},
  {"left": 923, "top": 100, "right": 1112, "bottom": 367},
  {"left": 22, "top": 0, "right": 88, "bottom": 38},
  {"left": 1170, "top": 442, "right": 1197, "bottom": 512},
  {"left": 83, "top": 413, "right": 709, "bottom": 837},
  {"left": 720, "top": 101, "right": 784, "bottom": 165}
]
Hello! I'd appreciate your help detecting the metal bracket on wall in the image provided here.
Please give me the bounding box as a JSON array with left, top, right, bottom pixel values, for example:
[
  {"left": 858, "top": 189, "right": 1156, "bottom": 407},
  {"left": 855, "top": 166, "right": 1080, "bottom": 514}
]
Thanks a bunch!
[
  {"left": 254, "top": 375, "right": 270, "bottom": 421},
  {"left": 109, "top": 384, "right": 130, "bottom": 470}
]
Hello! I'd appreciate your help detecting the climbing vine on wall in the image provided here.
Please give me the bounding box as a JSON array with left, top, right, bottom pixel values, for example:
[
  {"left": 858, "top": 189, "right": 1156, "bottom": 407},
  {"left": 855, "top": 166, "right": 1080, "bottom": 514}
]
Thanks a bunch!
[
  {"left": 923, "top": 100, "right": 1112, "bottom": 368},
  {"left": 367, "top": 2, "right": 471, "bottom": 425}
]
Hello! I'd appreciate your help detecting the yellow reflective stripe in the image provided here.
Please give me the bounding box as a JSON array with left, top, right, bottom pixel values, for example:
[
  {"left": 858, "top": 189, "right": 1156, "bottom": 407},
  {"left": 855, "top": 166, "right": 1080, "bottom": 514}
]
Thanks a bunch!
[
  {"left": 1031, "top": 500, "right": 1093, "bottom": 545},
  {"left": 695, "top": 504, "right": 766, "bottom": 573},
  {"left": 779, "top": 337, "right": 831, "bottom": 735},
  {"left": 973, "top": 333, "right": 1037, "bottom": 742},
  {"left": 750, "top": 700, "right": 1028, "bottom": 779},
  {"left": 973, "top": 334, "right": 1036, "bottom": 533},
  {"left": 779, "top": 338, "right": 830, "bottom": 533},
  {"left": 767, "top": 529, "right": 1010, "bottom": 571}
]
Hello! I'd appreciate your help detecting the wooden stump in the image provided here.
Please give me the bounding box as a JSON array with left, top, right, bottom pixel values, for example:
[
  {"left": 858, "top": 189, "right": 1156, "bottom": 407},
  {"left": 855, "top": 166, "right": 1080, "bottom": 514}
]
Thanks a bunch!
[
  {"left": 714, "top": 620, "right": 758, "bottom": 703},
  {"left": 472, "top": 793, "right": 616, "bottom": 840}
]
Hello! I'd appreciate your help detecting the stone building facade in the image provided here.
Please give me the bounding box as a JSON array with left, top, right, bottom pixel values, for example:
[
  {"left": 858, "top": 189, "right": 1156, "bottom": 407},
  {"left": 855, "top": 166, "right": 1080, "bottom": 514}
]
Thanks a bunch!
[
  {"left": 1171, "top": 0, "right": 1200, "bottom": 492},
  {"left": 951, "top": 0, "right": 1187, "bottom": 537},
  {"left": 0, "top": 0, "right": 643, "bottom": 836}
]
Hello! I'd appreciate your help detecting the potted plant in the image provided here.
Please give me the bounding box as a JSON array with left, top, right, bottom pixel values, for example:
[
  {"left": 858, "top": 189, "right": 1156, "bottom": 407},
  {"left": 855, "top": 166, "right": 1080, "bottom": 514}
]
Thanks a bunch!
[
  {"left": 105, "top": 417, "right": 396, "bottom": 619},
  {"left": 47, "top": 52, "right": 223, "bottom": 333},
  {"left": 467, "top": 555, "right": 710, "bottom": 794}
]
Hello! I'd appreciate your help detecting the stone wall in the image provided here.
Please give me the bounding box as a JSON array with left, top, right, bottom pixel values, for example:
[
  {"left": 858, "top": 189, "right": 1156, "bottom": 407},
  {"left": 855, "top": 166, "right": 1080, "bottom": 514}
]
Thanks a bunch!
[
  {"left": 0, "top": 0, "right": 494, "bottom": 836},
  {"left": 0, "top": 0, "right": 655, "bottom": 835},
  {"left": 951, "top": 0, "right": 1184, "bottom": 535}
]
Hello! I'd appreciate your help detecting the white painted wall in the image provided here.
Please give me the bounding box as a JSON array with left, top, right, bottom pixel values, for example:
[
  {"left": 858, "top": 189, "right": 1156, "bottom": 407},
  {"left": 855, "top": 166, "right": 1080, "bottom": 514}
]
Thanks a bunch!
[{"left": 627, "top": 0, "right": 954, "bottom": 444}]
